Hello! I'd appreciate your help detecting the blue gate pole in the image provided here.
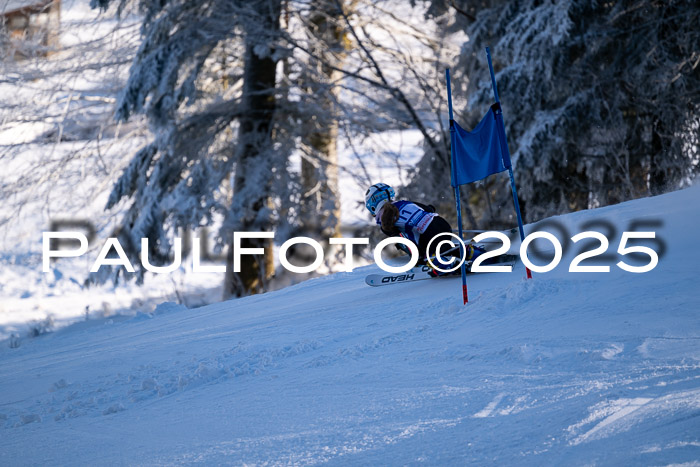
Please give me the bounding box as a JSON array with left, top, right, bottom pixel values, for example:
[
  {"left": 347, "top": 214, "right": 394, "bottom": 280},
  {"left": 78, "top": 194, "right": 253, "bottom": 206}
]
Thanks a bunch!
[
  {"left": 446, "top": 68, "right": 469, "bottom": 304},
  {"left": 485, "top": 47, "right": 532, "bottom": 279}
]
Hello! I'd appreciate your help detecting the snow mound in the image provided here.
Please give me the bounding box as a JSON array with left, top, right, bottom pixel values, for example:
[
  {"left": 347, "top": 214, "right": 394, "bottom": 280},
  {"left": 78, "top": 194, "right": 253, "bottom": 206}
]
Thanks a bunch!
[{"left": 1, "top": 185, "right": 699, "bottom": 464}]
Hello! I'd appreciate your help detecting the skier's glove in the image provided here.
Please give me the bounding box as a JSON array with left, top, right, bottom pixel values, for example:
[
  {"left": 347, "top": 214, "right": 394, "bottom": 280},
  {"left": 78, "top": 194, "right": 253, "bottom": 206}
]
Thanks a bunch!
[{"left": 395, "top": 243, "right": 411, "bottom": 254}]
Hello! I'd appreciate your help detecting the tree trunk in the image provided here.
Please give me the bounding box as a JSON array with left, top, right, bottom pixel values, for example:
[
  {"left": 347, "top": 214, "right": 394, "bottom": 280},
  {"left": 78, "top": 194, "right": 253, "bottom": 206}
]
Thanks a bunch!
[
  {"left": 299, "top": 0, "right": 345, "bottom": 242},
  {"left": 224, "top": 0, "right": 281, "bottom": 298}
]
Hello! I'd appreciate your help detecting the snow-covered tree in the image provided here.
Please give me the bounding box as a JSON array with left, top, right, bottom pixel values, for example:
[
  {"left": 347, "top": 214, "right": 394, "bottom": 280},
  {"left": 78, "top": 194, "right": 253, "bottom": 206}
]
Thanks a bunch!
[
  {"left": 0, "top": 2, "right": 143, "bottom": 249},
  {"left": 88, "top": 0, "right": 285, "bottom": 295},
  {"left": 92, "top": 0, "right": 468, "bottom": 295},
  {"left": 412, "top": 0, "right": 699, "bottom": 226}
]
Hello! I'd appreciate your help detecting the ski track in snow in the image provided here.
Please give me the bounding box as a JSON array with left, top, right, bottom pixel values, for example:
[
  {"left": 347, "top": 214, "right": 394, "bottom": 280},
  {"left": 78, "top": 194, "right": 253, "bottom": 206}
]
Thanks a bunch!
[{"left": 1, "top": 188, "right": 700, "bottom": 463}]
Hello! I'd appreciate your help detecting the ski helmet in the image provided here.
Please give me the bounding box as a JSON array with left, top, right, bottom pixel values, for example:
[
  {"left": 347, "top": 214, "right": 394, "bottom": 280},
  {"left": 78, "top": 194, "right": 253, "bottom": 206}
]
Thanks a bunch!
[{"left": 365, "top": 183, "right": 395, "bottom": 215}]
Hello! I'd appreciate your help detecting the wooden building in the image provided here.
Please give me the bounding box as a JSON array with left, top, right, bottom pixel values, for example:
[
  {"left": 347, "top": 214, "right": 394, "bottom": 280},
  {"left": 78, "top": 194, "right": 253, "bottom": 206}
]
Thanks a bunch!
[{"left": 1, "top": 0, "right": 61, "bottom": 59}]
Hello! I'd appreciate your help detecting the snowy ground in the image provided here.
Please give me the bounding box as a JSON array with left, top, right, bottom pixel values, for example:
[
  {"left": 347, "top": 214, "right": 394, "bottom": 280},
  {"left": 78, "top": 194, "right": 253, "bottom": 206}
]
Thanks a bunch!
[{"left": 1, "top": 184, "right": 698, "bottom": 465}]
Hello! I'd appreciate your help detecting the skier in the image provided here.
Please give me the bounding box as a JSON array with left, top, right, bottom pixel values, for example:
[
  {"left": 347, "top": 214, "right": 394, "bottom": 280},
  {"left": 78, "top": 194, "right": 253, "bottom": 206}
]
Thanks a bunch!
[{"left": 364, "top": 183, "right": 484, "bottom": 273}]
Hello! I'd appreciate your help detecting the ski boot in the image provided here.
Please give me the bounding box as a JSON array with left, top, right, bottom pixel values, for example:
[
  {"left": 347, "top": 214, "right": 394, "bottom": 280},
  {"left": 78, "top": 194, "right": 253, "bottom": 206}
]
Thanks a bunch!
[
  {"left": 466, "top": 242, "right": 487, "bottom": 261},
  {"left": 427, "top": 242, "right": 486, "bottom": 276}
]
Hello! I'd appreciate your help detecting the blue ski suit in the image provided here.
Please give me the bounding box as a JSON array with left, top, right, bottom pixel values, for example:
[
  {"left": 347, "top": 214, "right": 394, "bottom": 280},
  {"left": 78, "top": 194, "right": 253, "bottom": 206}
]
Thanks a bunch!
[{"left": 376, "top": 200, "right": 453, "bottom": 260}]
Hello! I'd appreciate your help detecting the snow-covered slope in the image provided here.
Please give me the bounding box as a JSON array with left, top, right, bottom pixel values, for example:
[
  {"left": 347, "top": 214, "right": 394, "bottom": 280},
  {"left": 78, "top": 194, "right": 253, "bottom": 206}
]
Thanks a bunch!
[{"left": 1, "top": 186, "right": 699, "bottom": 465}]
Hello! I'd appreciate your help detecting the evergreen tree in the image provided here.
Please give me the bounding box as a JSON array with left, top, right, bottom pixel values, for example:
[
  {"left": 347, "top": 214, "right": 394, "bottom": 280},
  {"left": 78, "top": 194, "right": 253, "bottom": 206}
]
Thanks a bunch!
[
  {"left": 90, "top": 0, "right": 311, "bottom": 295},
  {"left": 413, "top": 0, "right": 699, "bottom": 225}
]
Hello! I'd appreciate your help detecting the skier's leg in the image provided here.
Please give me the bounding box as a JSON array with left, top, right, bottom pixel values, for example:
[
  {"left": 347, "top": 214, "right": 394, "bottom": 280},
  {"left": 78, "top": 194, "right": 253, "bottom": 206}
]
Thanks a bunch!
[{"left": 419, "top": 217, "right": 455, "bottom": 273}]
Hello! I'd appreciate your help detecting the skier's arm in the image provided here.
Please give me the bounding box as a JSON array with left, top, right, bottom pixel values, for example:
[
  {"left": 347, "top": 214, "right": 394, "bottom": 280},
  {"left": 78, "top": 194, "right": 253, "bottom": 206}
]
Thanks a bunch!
[{"left": 414, "top": 202, "right": 436, "bottom": 213}]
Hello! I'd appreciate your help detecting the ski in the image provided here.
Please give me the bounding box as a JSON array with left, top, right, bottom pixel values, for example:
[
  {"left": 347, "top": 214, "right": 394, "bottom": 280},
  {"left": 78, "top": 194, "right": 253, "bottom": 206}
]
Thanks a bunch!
[{"left": 364, "top": 254, "right": 518, "bottom": 287}]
